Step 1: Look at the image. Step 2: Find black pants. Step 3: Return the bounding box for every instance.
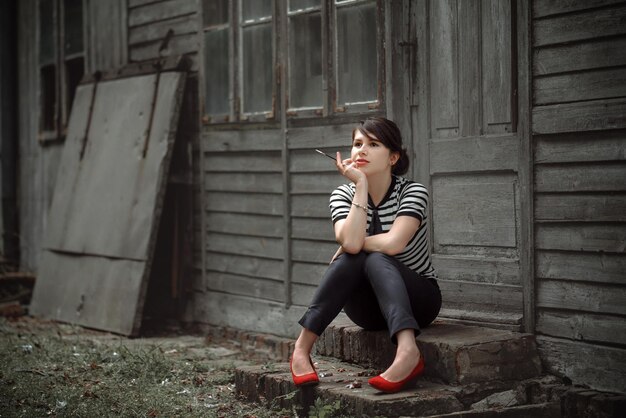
[298,251,442,344]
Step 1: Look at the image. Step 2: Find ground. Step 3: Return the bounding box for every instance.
[0,316,298,418]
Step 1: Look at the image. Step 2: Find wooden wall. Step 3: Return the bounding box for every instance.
[531,0,626,393]
[194,124,356,336]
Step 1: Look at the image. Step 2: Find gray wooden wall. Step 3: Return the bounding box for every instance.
[531,0,626,393]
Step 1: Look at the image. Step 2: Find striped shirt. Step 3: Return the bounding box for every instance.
[329,175,437,279]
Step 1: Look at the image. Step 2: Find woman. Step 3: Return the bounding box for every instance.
[290,117,442,393]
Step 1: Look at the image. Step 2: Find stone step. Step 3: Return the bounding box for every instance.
[235,356,561,418]
[316,319,543,385]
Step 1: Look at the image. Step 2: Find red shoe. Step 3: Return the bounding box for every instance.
[290,355,319,387]
[368,354,425,393]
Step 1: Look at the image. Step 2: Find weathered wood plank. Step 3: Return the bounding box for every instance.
[129,13,198,45]
[533,98,626,134]
[205,232,283,259]
[535,131,626,163]
[535,163,626,192]
[438,307,522,330]
[129,0,164,7]
[536,224,626,253]
[536,250,626,284]
[535,194,626,222]
[291,283,317,306]
[205,252,283,281]
[203,129,282,152]
[536,335,626,393]
[194,291,306,337]
[537,279,626,315]
[290,172,346,194]
[533,0,626,18]
[537,310,626,346]
[432,177,517,248]
[289,148,347,173]
[203,152,282,172]
[129,34,199,62]
[458,0,480,137]
[429,0,459,137]
[534,68,626,105]
[432,254,520,285]
[430,135,519,174]
[438,279,523,310]
[87,0,128,72]
[534,37,626,76]
[204,172,283,193]
[291,194,330,218]
[206,212,283,238]
[128,0,198,27]
[292,239,339,263]
[287,124,356,150]
[534,5,626,47]
[482,0,512,132]
[291,261,328,286]
[291,217,335,241]
[205,191,283,216]
[205,272,283,302]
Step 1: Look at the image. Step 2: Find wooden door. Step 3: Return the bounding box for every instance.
[412,0,530,330]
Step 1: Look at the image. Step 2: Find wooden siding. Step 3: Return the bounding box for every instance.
[127,0,200,70]
[195,123,356,336]
[532,0,626,393]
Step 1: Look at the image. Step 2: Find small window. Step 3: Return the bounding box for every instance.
[38,0,85,140]
[202,0,230,118]
[335,0,378,106]
[240,0,274,116]
[288,0,323,110]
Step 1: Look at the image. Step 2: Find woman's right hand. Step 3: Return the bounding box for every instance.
[336,152,366,184]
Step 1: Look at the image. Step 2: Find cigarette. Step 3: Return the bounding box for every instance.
[315,149,337,161]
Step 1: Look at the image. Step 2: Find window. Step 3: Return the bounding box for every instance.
[38,0,85,140]
[201,0,382,124]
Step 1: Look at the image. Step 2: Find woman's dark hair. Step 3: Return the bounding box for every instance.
[352,117,410,175]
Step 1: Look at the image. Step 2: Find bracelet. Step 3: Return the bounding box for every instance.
[352,202,368,213]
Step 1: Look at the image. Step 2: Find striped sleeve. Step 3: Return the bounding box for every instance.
[397,182,428,221]
[329,184,354,224]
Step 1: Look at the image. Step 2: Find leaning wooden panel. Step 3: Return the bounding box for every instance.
[30,251,146,335]
[44,72,185,259]
[31,71,186,335]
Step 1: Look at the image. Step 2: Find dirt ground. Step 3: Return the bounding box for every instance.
[0,316,296,418]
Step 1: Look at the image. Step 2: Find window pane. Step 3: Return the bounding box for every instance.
[65,56,84,114]
[242,23,272,113]
[41,65,57,130]
[204,28,230,115]
[39,0,55,64]
[203,0,228,26]
[336,2,377,104]
[242,0,272,20]
[289,12,322,108]
[289,0,320,11]
[64,0,83,55]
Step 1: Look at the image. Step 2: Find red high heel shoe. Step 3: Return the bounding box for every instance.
[368,354,425,393]
[290,355,319,387]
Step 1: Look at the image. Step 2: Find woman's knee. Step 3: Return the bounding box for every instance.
[335,250,368,267]
[363,252,396,272]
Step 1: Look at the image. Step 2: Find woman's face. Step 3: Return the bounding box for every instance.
[351,130,398,176]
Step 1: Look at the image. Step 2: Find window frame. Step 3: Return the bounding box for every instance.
[38,0,86,143]
[200,0,385,125]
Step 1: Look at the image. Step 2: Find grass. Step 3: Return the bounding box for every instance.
[0,317,289,417]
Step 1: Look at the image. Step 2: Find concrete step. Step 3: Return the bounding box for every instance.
[235,356,561,418]
[316,319,543,385]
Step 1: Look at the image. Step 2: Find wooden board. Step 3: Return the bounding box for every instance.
[29,71,186,336]
[536,250,626,284]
